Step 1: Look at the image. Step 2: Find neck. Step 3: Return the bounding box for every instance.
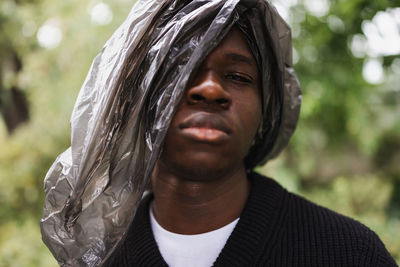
[151,164,250,235]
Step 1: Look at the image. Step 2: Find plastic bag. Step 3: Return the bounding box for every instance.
[40,0,301,266]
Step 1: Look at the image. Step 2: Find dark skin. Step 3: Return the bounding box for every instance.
[151,27,262,235]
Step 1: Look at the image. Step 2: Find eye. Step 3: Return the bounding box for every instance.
[226,73,253,84]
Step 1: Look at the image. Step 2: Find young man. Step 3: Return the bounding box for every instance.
[41,0,397,266]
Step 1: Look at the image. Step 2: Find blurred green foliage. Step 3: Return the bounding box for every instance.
[0,0,399,266]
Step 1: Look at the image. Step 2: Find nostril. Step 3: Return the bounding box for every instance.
[216,98,229,105]
[217,98,231,108]
[191,93,205,102]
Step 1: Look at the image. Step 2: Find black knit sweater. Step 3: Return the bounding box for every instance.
[105,172,398,266]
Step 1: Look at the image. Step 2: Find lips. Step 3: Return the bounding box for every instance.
[178,113,232,142]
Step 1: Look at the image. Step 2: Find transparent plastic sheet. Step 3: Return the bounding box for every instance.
[40,0,301,266]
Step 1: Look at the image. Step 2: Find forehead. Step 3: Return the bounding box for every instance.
[210,27,257,66]
[195,27,259,78]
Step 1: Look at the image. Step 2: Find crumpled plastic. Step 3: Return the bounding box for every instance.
[40,0,302,266]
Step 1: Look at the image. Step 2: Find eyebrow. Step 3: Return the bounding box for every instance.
[225,53,256,67]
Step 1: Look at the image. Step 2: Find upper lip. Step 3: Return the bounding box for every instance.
[179,113,232,134]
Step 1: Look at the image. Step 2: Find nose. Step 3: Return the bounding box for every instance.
[186,71,232,109]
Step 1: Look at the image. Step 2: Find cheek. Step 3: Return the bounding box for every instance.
[235,92,262,147]
[238,92,262,127]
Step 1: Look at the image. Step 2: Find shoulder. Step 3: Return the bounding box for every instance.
[249,172,398,266]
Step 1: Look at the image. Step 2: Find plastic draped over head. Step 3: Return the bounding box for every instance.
[40,0,301,266]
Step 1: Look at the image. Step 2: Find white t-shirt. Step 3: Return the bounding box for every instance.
[150,206,239,267]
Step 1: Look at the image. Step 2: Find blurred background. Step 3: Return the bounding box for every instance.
[0,0,399,266]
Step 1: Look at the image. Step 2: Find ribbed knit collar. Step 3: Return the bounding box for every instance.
[115,172,287,266]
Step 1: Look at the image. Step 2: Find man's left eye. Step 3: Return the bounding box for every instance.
[226,73,252,84]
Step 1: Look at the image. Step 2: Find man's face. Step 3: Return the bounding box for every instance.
[158,27,262,180]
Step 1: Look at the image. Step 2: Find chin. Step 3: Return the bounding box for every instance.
[169,154,244,182]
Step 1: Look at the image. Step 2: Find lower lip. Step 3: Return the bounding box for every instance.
[181,127,229,142]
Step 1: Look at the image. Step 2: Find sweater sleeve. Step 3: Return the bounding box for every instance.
[360,229,398,267]
[282,190,398,267]
[372,234,398,267]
